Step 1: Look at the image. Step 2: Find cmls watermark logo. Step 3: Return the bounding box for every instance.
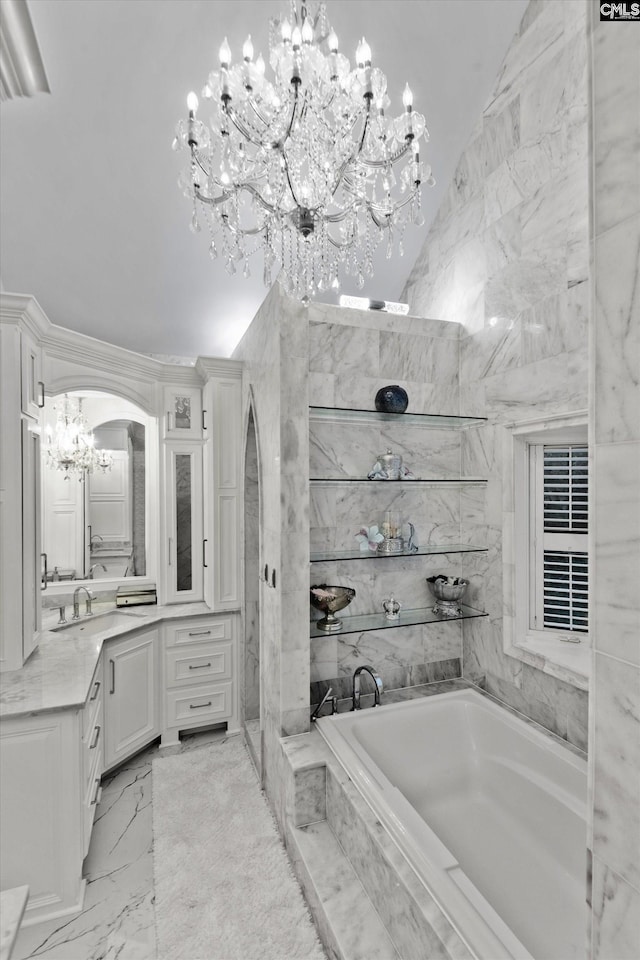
[600,2,640,19]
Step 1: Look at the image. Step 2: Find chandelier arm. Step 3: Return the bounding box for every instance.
[194,185,233,206]
[225,103,274,150]
[359,141,413,168]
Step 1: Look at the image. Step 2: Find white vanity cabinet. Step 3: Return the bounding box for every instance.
[161,615,239,746]
[103,628,159,770]
[0,655,103,926]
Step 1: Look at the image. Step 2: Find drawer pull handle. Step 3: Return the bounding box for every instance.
[188,629,212,637]
[188,662,212,670]
[90,680,101,701]
[90,779,102,806]
[90,725,101,749]
[189,701,212,710]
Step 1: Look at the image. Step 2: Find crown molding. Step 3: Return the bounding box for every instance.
[0,0,50,101]
[196,357,243,381]
[0,291,51,339]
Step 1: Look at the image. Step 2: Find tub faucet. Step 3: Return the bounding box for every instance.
[88,563,107,579]
[352,665,383,711]
[72,586,94,620]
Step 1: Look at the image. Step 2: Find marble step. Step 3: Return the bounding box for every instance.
[290,819,400,960]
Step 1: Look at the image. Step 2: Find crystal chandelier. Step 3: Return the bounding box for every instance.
[173,1,434,302]
[44,395,113,477]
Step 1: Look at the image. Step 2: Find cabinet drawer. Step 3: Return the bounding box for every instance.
[165,682,233,728]
[166,641,232,687]
[166,618,232,647]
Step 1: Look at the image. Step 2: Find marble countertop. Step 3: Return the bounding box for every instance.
[0,885,29,960]
[0,602,222,721]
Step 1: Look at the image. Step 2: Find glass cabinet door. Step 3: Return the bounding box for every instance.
[165,443,203,602]
[163,387,202,440]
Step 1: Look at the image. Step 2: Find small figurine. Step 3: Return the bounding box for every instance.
[382,596,402,620]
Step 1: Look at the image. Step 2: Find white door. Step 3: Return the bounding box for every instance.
[103,630,158,768]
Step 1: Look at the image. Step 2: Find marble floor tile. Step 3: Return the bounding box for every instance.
[14,730,230,960]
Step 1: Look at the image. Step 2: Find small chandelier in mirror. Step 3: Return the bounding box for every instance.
[173,0,434,303]
[44,395,114,478]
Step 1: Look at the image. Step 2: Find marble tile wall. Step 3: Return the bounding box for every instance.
[588,6,640,957]
[402,0,590,751]
[243,410,260,722]
[233,284,311,823]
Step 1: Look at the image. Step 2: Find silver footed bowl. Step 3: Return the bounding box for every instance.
[426,576,469,602]
[426,576,469,617]
[310,584,356,632]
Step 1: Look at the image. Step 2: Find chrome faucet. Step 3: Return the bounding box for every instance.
[88,563,107,579]
[72,586,94,620]
[352,665,383,711]
[310,686,338,722]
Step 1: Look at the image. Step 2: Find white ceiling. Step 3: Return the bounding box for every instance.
[0,0,528,358]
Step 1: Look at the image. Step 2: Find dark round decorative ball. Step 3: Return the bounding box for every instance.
[375,385,409,414]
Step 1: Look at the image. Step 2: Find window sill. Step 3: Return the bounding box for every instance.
[507,632,590,691]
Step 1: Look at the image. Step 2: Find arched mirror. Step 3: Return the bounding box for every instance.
[41,390,154,584]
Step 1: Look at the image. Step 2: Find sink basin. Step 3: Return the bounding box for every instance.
[51,609,145,637]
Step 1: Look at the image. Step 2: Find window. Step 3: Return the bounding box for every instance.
[503,413,590,675]
[528,443,588,636]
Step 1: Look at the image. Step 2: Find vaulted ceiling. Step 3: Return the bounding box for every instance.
[0,0,528,358]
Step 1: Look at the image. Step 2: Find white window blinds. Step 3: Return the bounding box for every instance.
[530,444,588,636]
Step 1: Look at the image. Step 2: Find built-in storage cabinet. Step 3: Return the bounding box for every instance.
[0,653,103,926]
[163,386,203,440]
[161,615,239,746]
[103,629,159,770]
[0,303,46,672]
[309,406,488,637]
[202,371,242,610]
[163,443,204,603]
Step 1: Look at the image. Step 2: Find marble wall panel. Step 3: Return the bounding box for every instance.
[310,658,462,707]
[592,24,640,237]
[591,653,640,892]
[447,134,484,208]
[593,441,640,667]
[485,1,566,119]
[591,858,640,960]
[308,301,460,340]
[593,214,640,445]
[483,96,520,176]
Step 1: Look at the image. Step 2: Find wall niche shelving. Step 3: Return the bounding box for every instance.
[308,406,488,639]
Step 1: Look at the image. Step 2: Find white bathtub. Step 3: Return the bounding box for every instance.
[316,689,587,960]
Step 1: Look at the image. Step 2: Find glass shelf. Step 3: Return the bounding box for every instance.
[310,406,487,428]
[310,604,487,638]
[310,477,487,485]
[310,544,488,563]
